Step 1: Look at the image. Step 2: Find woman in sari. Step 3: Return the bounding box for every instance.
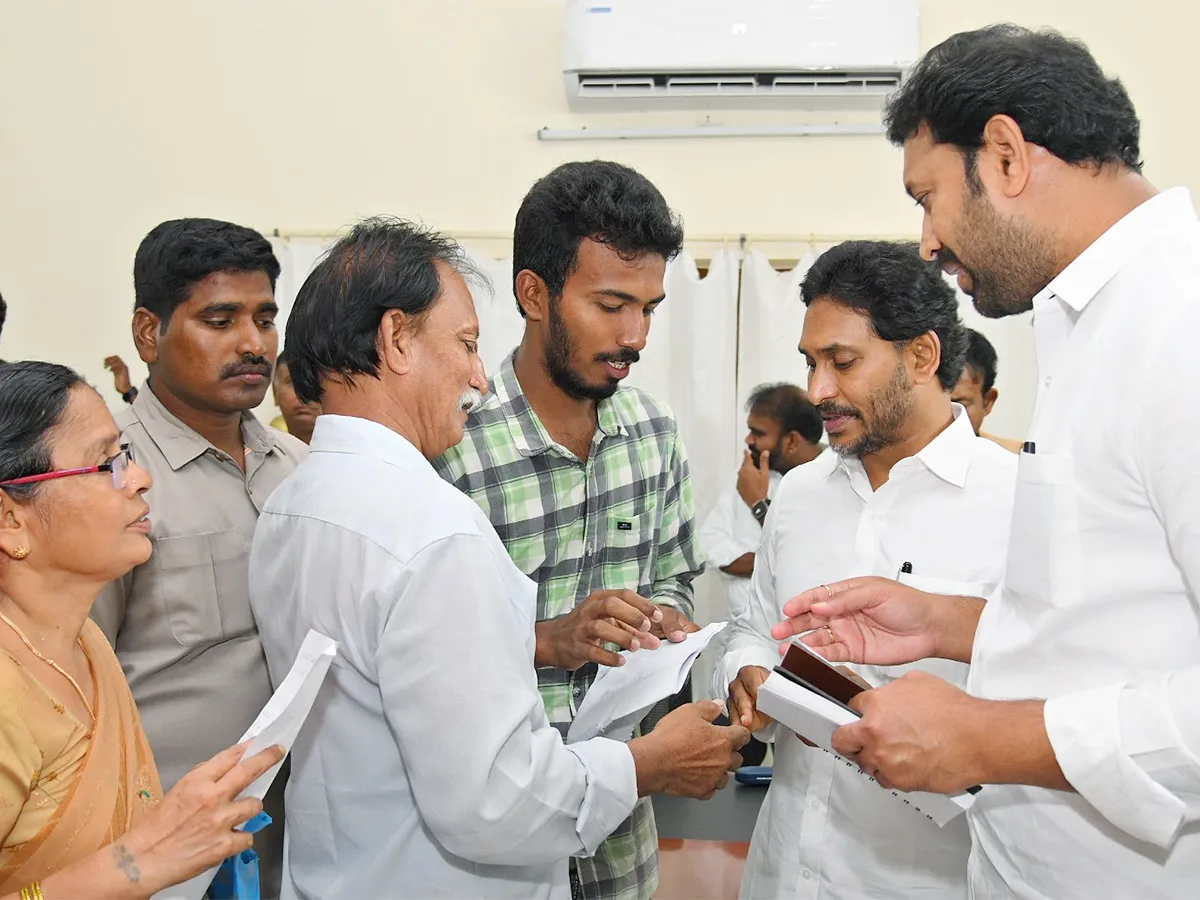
[0,361,284,900]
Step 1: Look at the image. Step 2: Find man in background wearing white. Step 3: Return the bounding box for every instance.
[699,383,822,765]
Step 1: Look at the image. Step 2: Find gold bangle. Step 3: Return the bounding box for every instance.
[20,883,45,900]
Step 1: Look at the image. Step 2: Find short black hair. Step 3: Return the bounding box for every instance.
[0,361,87,501]
[961,328,999,395]
[512,160,684,315]
[747,383,823,445]
[801,241,968,390]
[133,218,281,327]
[885,24,1142,184]
[0,291,7,341]
[285,217,481,404]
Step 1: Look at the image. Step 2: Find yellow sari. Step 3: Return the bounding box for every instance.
[0,619,161,892]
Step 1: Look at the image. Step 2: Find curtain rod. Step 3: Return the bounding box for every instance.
[270,228,917,244]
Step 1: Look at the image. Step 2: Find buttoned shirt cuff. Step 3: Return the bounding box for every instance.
[1045,682,1192,848]
[562,737,639,857]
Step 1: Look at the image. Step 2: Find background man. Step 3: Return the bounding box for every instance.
[91,217,305,898]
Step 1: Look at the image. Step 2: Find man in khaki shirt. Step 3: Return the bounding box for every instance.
[92,218,306,898]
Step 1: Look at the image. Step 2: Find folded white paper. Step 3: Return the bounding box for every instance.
[153,629,338,900]
[567,621,728,744]
[755,670,977,827]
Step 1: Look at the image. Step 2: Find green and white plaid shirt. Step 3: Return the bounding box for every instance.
[435,352,703,900]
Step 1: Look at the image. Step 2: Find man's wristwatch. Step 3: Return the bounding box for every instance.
[751,497,771,525]
[121,387,138,405]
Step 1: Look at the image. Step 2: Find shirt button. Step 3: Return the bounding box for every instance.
[802,869,813,880]
[572,685,584,699]
[810,800,821,811]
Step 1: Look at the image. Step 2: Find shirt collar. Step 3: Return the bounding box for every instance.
[830,403,978,490]
[491,351,628,459]
[308,414,431,471]
[1034,187,1197,314]
[132,380,280,472]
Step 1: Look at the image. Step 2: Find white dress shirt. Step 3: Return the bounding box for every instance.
[249,415,638,900]
[698,469,783,623]
[967,188,1200,899]
[715,408,1017,899]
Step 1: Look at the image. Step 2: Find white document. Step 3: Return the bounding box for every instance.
[756,670,978,827]
[567,621,728,744]
[153,630,338,900]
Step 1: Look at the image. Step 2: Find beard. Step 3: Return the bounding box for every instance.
[748,445,790,475]
[819,359,916,459]
[942,188,1060,319]
[543,296,639,402]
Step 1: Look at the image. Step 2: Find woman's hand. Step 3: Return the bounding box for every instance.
[116,742,285,896]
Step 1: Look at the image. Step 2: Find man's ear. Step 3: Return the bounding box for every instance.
[983,387,998,417]
[132,308,162,366]
[908,332,941,386]
[515,270,551,323]
[378,309,417,376]
[780,431,802,459]
[978,114,1033,199]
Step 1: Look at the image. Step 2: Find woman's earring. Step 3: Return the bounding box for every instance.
[11,547,29,560]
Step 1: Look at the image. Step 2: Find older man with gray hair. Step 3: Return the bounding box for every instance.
[248,217,749,900]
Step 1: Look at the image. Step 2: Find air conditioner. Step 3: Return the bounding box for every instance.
[563,0,919,112]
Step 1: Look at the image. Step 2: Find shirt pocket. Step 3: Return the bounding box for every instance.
[153,529,254,648]
[597,502,655,589]
[1003,451,1083,610]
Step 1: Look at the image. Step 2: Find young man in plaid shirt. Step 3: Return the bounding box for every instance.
[436,161,704,900]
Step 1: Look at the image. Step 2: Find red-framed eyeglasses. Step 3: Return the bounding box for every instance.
[0,444,136,491]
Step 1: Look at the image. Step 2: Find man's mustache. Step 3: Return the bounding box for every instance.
[596,349,641,365]
[817,401,861,420]
[221,355,272,379]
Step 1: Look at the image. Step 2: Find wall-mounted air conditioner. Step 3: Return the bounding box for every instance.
[563,0,919,112]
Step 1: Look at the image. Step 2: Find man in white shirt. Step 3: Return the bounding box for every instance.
[699,385,823,764]
[718,239,1016,898]
[699,383,824,620]
[774,25,1200,899]
[248,218,749,900]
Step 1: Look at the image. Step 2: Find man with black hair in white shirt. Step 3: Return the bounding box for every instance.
[719,239,1016,899]
[776,25,1200,899]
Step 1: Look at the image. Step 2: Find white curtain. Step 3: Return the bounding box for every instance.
[952,289,1036,441]
[737,249,815,420]
[271,237,333,350]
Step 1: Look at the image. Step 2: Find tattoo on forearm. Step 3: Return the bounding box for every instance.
[112,843,141,883]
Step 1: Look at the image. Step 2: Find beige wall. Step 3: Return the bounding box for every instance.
[0,0,1195,403]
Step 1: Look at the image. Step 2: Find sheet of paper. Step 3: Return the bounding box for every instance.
[153,630,338,900]
[756,670,977,827]
[567,621,728,744]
